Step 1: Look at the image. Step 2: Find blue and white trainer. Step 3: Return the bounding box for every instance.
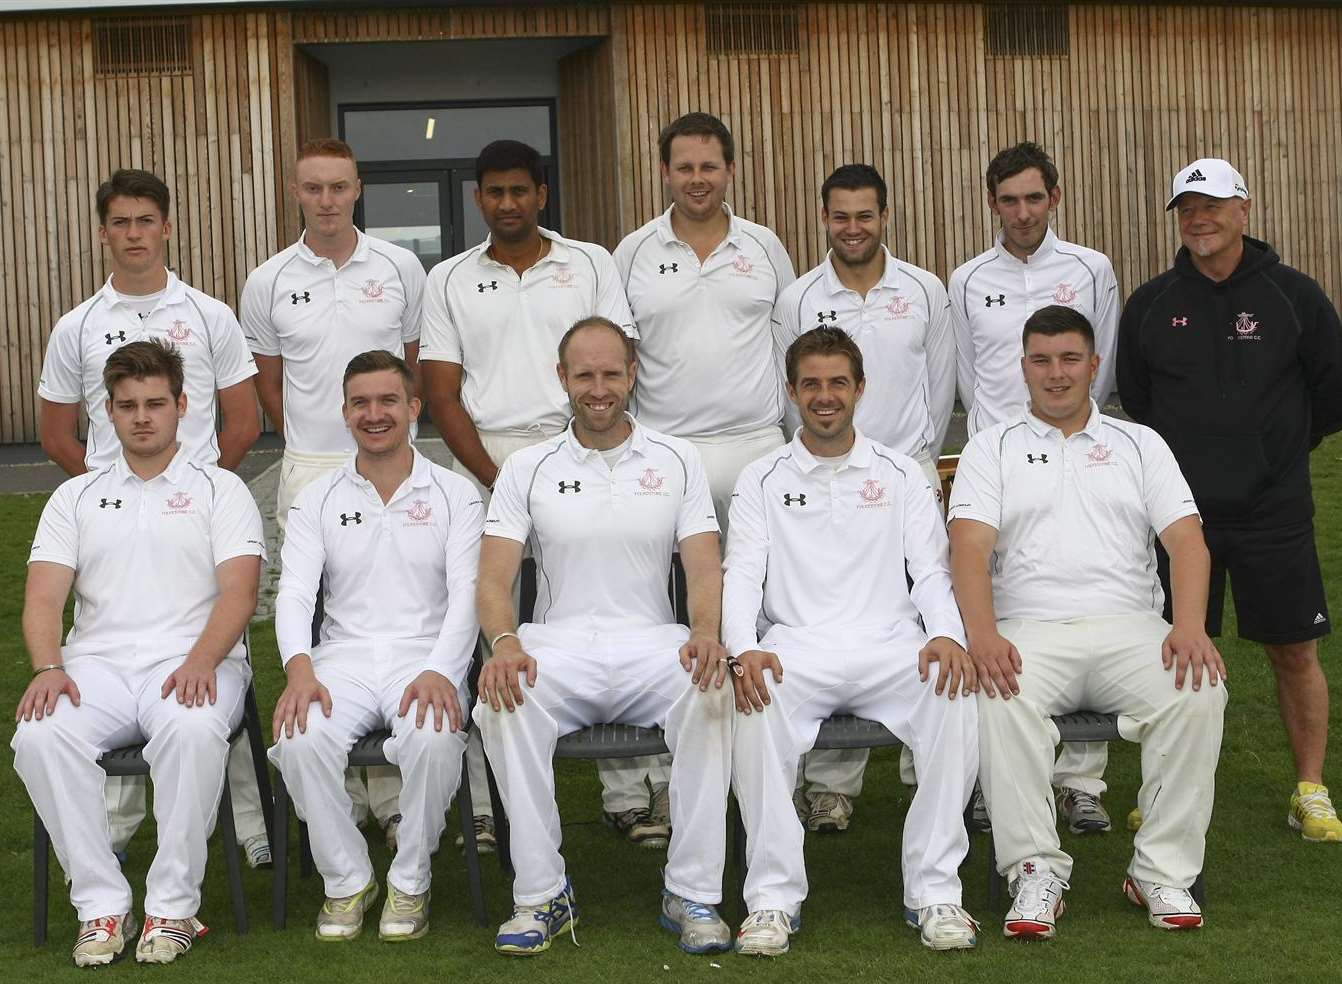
[659,890,731,953]
[904,903,979,950]
[495,879,579,956]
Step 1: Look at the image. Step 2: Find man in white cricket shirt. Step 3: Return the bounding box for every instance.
[610,112,795,846]
[37,168,268,868]
[726,326,980,956]
[948,305,1226,937]
[268,351,484,943]
[771,163,955,832]
[14,340,265,966]
[420,140,636,851]
[474,317,734,957]
[949,141,1122,833]
[243,136,426,840]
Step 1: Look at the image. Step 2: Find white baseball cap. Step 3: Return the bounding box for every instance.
[1165,158,1250,210]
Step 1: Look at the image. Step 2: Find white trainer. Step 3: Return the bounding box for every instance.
[1003,859,1068,940]
[904,903,979,950]
[734,909,799,957]
[72,912,136,967]
[1123,875,1203,930]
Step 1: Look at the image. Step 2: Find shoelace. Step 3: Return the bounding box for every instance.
[681,899,719,923]
[324,891,368,915]
[1014,872,1069,914]
[924,904,980,933]
[78,915,119,942]
[808,793,844,819]
[743,909,790,934]
[513,887,581,948]
[1066,789,1104,813]
[388,889,422,915]
[1298,789,1338,819]
[1145,884,1194,909]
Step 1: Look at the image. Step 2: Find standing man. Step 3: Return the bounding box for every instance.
[949,142,1121,832]
[37,168,268,867]
[243,136,427,843]
[1118,158,1342,842]
[950,306,1226,936]
[475,317,733,957]
[14,340,265,965]
[269,351,484,942]
[726,327,980,956]
[772,163,954,831]
[420,139,636,850]
[611,112,794,843]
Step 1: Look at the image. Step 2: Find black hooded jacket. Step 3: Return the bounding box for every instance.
[1117,236,1342,528]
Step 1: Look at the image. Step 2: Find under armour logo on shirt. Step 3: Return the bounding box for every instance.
[477,281,499,292]
[659,263,678,275]
[783,493,807,506]
[339,512,362,526]
[558,481,581,494]
[104,331,126,344]
[1185,169,1206,183]
[291,292,310,305]
[817,311,837,323]
[1026,453,1048,464]
[985,294,1006,307]
[1172,316,1189,327]
[98,498,122,509]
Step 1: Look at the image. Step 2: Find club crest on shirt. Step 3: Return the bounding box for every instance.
[731,254,754,278]
[164,490,195,515]
[551,267,577,288]
[857,479,890,508]
[406,498,433,525]
[637,467,669,496]
[1231,311,1261,341]
[166,319,192,343]
[360,279,385,301]
[1052,282,1078,304]
[886,295,911,319]
[1085,443,1116,468]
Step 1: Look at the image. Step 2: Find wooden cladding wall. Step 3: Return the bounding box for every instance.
[0,12,288,446]
[290,5,609,43]
[609,3,1342,306]
[558,40,621,248]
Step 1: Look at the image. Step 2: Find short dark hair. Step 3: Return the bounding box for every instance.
[343,349,416,398]
[1022,304,1095,351]
[658,113,735,166]
[96,169,170,224]
[297,137,357,165]
[475,140,544,187]
[821,164,887,213]
[986,141,1059,196]
[785,327,865,386]
[103,339,184,400]
[558,316,635,367]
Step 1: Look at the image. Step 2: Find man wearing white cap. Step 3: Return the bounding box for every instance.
[1117,157,1342,843]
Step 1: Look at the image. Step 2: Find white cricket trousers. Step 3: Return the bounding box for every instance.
[732,627,978,914]
[268,649,467,898]
[475,623,733,906]
[979,613,1226,887]
[12,654,247,921]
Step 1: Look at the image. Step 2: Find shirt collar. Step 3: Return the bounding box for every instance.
[340,445,433,496]
[820,246,898,296]
[561,412,645,463]
[110,443,190,486]
[1023,399,1103,440]
[478,227,570,270]
[994,225,1058,265]
[99,270,183,310]
[787,427,874,475]
[296,228,369,267]
[656,202,743,247]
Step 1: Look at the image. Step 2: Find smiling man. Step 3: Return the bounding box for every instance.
[1117,158,1342,843]
[473,317,733,958]
[950,305,1226,937]
[726,327,979,956]
[949,142,1121,832]
[268,350,484,943]
[14,340,265,966]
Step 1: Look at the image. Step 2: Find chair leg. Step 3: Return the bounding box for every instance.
[485,761,512,876]
[272,771,290,931]
[1192,870,1206,905]
[243,686,276,848]
[299,821,313,879]
[34,811,50,947]
[456,760,488,927]
[987,837,1002,912]
[730,796,747,925]
[218,772,249,934]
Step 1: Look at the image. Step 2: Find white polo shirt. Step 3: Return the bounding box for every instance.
[28,447,266,666]
[241,230,425,454]
[486,415,717,632]
[949,228,1119,437]
[722,428,965,657]
[38,272,258,470]
[772,248,955,459]
[274,448,484,682]
[614,205,796,437]
[418,228,635,434]
[947,401,1199,622]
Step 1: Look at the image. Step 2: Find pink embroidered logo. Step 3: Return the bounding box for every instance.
[361,279,384,300]
[551,268,575,287]
[166,491,192,512]
[407,499,432,523]
[858,479,887,504]
[887,295,911,318]
[1087,443,1113,464]
[1235,312,1259,336]
[166,319,191,343]
[638,468,665,493]
[1053,282,1078,304]
[732,255,753,276]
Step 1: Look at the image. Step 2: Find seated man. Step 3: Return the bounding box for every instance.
[268,351,484,942]
[13,340,264,966]
[475,316,733,956]
[948,305,1227,937]
[726,326,980,955]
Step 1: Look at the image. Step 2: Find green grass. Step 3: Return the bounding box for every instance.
[3,441,1342,983]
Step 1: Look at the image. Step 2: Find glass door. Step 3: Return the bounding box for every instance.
[357,170,449,270]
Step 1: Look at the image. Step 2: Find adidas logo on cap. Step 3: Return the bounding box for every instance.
[1185,169,1206,183]
[1314,612,1327,625]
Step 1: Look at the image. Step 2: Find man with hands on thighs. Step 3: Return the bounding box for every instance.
[474,317,734,957]
[948,305,1226,940]
[268,351,484,944]
[725,327,980,957]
